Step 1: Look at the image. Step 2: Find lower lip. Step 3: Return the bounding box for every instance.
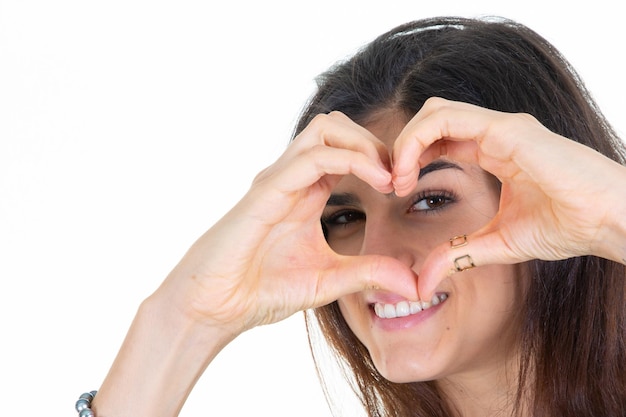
[370,300,445,331]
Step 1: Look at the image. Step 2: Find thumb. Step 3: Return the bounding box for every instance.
[417,229,518,300]
[315,254,419,306]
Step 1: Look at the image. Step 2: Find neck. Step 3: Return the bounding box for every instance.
[436,354,528,417]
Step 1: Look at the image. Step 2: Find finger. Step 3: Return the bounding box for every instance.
[289,111,392,171]
[391,139,483,197]
[392,98,497,195]
[258,145,394,195]
[313,254,420,307]
[416,228,522,300]
[392,98,576,197]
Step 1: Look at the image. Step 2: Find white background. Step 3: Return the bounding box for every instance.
[0,1,624,415]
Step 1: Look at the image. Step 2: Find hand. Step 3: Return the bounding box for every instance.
[392,98,626,299]
[160,111,419,335]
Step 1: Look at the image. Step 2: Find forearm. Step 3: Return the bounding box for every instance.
[91,291,237,417]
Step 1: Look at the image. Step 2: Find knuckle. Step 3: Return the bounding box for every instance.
[516,111,537,122]
[251,166,271,184]
[309,113,330,127]
[307,113,338,142]
[423,96,449,110]
[307,143,329,157]
[327,110,348,119]
[303,114,331,137]
[309,112,344,130]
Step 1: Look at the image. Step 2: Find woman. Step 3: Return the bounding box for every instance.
[83,17,626,417]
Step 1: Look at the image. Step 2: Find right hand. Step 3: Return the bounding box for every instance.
[156,112,419,335]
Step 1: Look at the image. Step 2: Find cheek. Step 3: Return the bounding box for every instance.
[337,295,372,343]
[456,263,515,298]
[327,229,365,256]
[472,264,520,303]
[450,264,525,339]
[337,295,364,326]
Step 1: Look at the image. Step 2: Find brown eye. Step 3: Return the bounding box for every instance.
[321,209,365,242]
[323,210,365,226]
[426,196,448,209]
[410,191,455,213]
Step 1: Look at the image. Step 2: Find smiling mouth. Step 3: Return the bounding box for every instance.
[372,294,448,319]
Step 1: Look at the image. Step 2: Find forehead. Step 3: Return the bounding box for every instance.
[363,110,410,149]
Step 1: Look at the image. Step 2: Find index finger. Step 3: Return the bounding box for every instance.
[391,98,511,196]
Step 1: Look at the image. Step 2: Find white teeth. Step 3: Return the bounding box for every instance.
[383,303,397,319]
[374,303,384,318]
[409,301,422,314]
[395,301,410,317]
[373,294,448,319]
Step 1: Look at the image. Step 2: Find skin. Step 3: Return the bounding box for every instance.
[392,99,626,299]
[92,98,626,417]
[326,112,526,414]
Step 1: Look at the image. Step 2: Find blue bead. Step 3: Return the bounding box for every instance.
[79,392,94,402]
[79,408,95,417]
[76,398,90,412]
[76,391,97,416]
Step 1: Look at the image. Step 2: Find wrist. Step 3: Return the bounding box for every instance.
[594,165,626,264]
[598,209,626,264]
[92,292,236,417]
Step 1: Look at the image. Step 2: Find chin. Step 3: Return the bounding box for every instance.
[368,345,447,384]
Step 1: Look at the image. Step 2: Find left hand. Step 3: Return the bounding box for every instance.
[391,98,626,299]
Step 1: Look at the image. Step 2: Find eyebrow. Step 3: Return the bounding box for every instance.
[325,159,463,207]
[326,192,360,207]
[418,159,463,179]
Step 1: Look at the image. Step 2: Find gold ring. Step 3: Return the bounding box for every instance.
[454,254,476,272]
[449,235,468,249]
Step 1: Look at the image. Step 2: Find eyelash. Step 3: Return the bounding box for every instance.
[321,189,457,229]
[321,209,365,229]
[408,189,457,214]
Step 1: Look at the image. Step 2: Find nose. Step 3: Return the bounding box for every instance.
[359,216,418,269]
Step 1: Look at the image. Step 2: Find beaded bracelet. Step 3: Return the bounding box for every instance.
[75,391,97,417]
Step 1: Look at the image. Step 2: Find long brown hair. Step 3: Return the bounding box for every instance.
[294,17,626,416]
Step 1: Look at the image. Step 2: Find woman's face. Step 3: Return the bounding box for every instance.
[323,114,524,384]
